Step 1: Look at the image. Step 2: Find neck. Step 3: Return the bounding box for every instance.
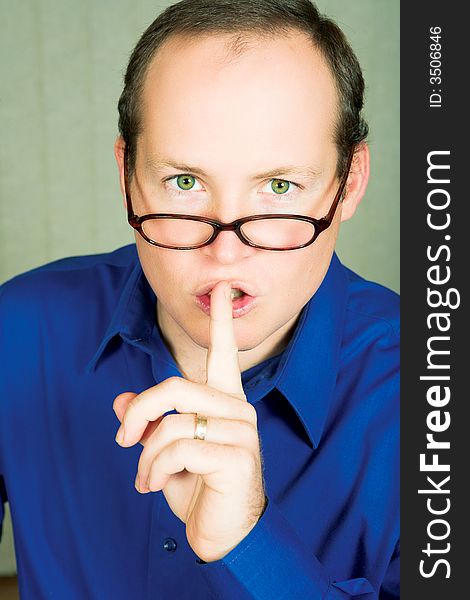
[156,302,300,384]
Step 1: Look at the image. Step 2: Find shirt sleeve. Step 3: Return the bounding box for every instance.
[195,496,392,600]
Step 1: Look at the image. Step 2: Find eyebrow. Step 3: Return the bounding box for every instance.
[144,157,321,182]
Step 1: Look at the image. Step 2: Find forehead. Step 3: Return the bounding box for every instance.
[138,31,338,168]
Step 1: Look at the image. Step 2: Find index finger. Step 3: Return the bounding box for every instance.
[205,281,245,399]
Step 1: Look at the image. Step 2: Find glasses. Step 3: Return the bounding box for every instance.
[124,147,354,251]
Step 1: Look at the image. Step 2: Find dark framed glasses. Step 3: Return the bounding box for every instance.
[124,147,354,251]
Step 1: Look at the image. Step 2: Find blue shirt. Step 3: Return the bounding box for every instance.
[0,244,399,599]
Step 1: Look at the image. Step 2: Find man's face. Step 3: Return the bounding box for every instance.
[125,31,347,365]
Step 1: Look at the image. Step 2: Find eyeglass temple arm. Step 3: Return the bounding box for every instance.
[124,150,139,225]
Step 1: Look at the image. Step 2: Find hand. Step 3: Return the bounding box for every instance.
[113,281,266,562]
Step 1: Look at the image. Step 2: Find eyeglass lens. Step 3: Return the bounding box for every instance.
[141,217,316,249]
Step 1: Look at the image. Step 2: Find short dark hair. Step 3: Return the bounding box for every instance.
[118,0,368,180]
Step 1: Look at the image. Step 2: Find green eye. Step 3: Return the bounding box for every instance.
[176,175,196,190]
[271,179,291,194]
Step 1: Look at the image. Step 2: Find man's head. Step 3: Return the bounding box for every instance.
[114,0,370,374]
[118,0,368,181]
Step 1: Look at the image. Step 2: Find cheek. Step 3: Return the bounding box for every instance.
[154,261,189,301]
[274,236,336,304]
[136,231,334,311]
[135,238,185,295]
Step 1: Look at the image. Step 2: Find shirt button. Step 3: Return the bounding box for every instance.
[163,537,177,552]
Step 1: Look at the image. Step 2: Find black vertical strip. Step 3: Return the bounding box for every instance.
[401,2,466,598]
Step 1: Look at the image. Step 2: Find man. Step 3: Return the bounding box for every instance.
[0,1,399,598]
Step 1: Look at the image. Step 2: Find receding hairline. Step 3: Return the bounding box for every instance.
[144,26,319,80]
[135,27,340,145]
[118,1,368,181]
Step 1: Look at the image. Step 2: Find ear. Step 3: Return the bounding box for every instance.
[340,142,370,223]
[114,136,127,210]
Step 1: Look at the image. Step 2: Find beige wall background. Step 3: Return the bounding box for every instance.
[0,0,399,575]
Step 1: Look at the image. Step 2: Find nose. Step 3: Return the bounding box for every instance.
[200,225,255,264]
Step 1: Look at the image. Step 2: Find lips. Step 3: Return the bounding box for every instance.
[194,280,258,318]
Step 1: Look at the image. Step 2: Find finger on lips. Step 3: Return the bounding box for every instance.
[115,278,256,498]
[205,281,246,399]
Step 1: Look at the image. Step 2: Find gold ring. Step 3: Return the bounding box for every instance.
[194,415,208,441]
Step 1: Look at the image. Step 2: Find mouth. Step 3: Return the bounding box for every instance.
[195,283,257,319]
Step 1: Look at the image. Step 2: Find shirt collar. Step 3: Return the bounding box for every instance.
[86,250,157,374]
[87,249,350,451]
[273,253,350,449]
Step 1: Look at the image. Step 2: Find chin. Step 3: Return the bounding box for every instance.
[191,314,266,352]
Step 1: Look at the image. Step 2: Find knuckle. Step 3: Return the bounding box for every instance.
[126,396,140,416]
[244,402,258,425]
[231,446,256,473]
[160,375,180,393]
[163,376,183,392]
[174,437,191,453]
[238,420,257,445]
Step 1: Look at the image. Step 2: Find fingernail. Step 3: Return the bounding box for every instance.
[135,473,141,492]
[224,282,232,300]
[115,425,125,445]
[138,475,150,493]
